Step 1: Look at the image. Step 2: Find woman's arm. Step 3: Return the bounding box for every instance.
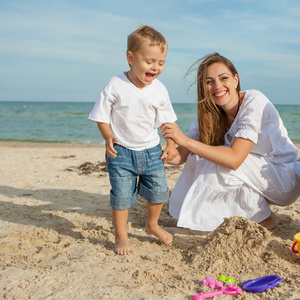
[161,123,254,170]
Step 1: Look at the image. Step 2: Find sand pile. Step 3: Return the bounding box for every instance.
[185,216,300,298]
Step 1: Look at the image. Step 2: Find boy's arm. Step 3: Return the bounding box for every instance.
[97,122,118,158]
[160,123,179,163]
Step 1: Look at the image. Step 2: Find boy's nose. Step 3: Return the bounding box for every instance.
[151,62,158,70]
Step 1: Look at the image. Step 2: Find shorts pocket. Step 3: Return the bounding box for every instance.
[110,175,135,198]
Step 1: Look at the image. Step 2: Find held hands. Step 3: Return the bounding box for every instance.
[161,123,187,146]
[160,125,180,163]
[105,135,118,158]
[160,144,179,163]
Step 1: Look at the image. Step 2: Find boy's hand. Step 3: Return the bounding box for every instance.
[105,136,118,158]
[161,144,179,163]
[97,123,118,158]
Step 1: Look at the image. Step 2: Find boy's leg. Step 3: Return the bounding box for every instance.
[137,144,173,244]
[146,202,173,244]
[106,144,137,255]
[112,208,135,255]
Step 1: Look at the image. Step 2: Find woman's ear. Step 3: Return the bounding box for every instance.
[234,74,239,87]
[126,51,134,67]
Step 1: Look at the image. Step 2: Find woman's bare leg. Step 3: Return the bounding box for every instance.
[259,212,278,230]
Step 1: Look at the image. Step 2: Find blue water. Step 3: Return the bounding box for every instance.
[1,101,300,144]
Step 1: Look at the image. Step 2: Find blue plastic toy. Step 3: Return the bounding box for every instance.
[241,275,283,293]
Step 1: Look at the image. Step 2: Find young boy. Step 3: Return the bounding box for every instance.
[88,25,177,255]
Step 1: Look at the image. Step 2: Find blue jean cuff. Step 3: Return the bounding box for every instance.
[138,183,169,204]
[110,189,137,210]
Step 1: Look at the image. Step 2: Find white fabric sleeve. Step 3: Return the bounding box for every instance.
[186,120,199,140]
[235,93,266,144]
[88,82,114,124]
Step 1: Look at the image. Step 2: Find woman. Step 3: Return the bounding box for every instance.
[162,53,300,231]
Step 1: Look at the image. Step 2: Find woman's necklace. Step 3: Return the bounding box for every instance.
[234,92,241,119]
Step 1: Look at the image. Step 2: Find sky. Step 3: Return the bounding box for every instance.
[1,0,300,104]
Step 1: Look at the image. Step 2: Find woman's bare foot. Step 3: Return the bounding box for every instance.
[114,239,135,255]
[259,212,278,230]
[145,224,173,244]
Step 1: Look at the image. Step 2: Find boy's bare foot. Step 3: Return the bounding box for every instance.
[145,224,173,244]
[114,239,135,255]
[259,212,278,230]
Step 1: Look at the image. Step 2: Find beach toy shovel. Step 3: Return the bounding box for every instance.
[193,285,242,299]
[291,232,300,258]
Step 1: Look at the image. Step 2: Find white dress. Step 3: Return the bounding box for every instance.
[169,90,300,231]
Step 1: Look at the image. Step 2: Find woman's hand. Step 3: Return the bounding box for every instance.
[162,122,254,170]
[161,123,188,146]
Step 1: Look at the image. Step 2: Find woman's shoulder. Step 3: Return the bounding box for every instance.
[242,90,272,109]
[243,89,269,101]
[241,90,278,119]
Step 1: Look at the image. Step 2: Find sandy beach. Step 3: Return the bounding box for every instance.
[0,141,300,300]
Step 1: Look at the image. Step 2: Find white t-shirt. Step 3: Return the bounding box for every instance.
[89,72,177,151]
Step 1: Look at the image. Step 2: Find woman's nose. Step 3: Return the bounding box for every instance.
[214,79,222,89]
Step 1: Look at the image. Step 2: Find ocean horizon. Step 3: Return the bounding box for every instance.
[1,101,300,144]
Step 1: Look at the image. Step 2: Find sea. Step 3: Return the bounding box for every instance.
[1,101,300,144]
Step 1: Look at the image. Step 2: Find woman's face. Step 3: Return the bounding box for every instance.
[205,62,239,110]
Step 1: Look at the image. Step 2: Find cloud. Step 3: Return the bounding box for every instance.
[0,0,300,103]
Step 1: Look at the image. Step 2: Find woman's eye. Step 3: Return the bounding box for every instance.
[221,76,228,80]
[206,80,213,85]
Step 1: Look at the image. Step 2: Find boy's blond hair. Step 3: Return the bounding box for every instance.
[127,25,167,53]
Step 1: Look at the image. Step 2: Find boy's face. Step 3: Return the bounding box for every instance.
[127,38,167,89]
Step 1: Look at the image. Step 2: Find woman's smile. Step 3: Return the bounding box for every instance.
[213,90,228,99]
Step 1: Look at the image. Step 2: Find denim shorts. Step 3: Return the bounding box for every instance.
[106,144,169,210]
